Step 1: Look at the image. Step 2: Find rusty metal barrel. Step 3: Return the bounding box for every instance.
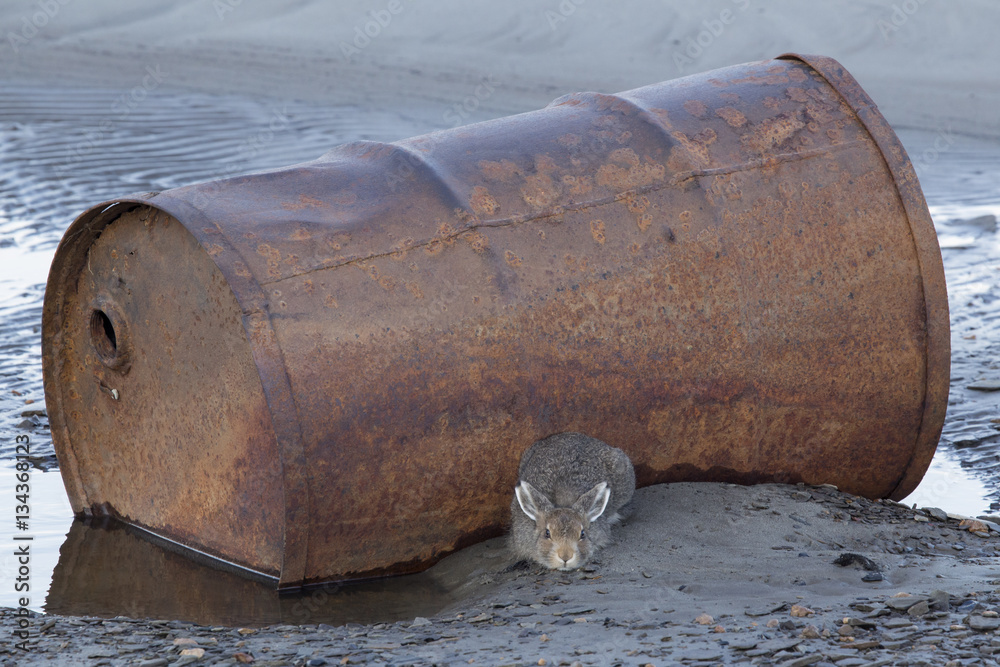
[42,54,949,588]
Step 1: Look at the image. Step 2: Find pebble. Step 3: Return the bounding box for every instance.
[674,647,723,661]
[886,596,926,611]
[968,615,1000,631]
[967,380,1000,391]
[923,507,949,521]
[790,604,814,617]
[928,589,951,610]
[780,655,824,667]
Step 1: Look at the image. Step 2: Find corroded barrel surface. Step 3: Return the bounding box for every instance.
[42,54,949,588]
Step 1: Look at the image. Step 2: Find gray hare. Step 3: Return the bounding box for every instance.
[510,432,635,570]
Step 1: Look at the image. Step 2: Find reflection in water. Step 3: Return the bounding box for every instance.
[46,518,458,627]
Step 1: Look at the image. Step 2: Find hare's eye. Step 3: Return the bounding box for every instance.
[544,528,551,539]
[580,530,586,540]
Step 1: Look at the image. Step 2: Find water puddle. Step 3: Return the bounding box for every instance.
[1,88,998,626]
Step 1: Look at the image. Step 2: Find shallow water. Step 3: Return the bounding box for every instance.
[0,83,998,626]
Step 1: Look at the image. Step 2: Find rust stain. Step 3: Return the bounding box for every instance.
[281,195,329,211]
[469,186,500,217]
[742,113,806,153]
[521,171,560,209]
[503,249,522,267]
[465,231,490,253]
[715,107,748,128]
[590,219,606,244]
[479,159,522,182]
[683,99,708,118]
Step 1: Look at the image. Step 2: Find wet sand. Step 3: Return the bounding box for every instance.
[2,1,1000,663]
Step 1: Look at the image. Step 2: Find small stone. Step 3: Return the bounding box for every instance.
[138,660,169,667]
[173,638,199,647]
[766,619,780,628]
[757,638,803,652]
[237,628,257,635]
[968,380,1000,391]
[694,613,714,625]
[928,590,951,611]
[674,648,724,661]
[960,518,990,533]
[467,613,493,623]
[234,654,255,664]
[729,637,758,650]
[886,596,925,611]
[862,572,883,582]
[907,601,931,617]
[923,507,949,521]
[305,660,326,667]
[800,625,821,639]
[838,625,855,637]
[180,648,205,658]
[970,615,1000,631]
[913,515,930,522]
[984,610,999,618]
[790,604,814,617]
[410,617,432,627]
[746,603,788,617]
[780,655,823,667]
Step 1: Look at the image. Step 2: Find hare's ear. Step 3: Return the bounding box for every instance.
[515,481,552,522]
[575,482,611,523]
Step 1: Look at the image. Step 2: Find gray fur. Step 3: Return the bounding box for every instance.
[509,432,636,570]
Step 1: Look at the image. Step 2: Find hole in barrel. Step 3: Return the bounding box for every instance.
[90,309,118,359]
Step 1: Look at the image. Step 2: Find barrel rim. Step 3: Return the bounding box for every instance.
[778,53,951,500]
